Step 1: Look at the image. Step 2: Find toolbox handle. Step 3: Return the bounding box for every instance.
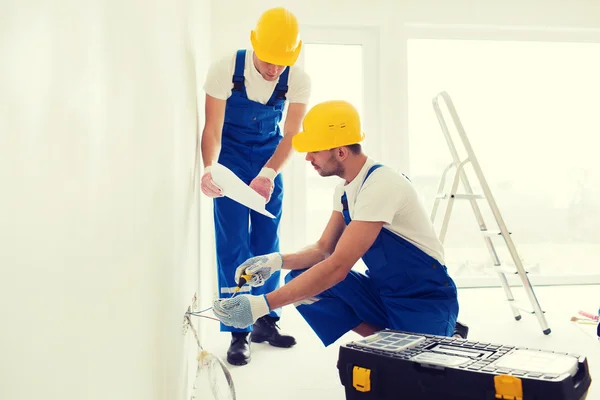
[413,362,448,376]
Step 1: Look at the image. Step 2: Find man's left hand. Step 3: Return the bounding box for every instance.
[249,168,276,203]
[212,294,271,329]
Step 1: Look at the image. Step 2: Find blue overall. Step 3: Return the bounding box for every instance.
[214,49,289,332]
[285,164,459,346]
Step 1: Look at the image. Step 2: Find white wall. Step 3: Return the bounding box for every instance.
[209,0,600,173]
[0,1,210,399]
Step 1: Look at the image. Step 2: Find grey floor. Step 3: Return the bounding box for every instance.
[202,285,599,400]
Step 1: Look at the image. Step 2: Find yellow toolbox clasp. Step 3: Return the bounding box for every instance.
[352,366,371,393]
[494,374,523,400]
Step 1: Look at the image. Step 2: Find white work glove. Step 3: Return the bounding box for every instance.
[200,166,223,198]
[249,167,276,203]
[234,252,283,288]
[212,294,271,329]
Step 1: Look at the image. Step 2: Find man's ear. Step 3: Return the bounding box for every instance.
[336,146,350,161]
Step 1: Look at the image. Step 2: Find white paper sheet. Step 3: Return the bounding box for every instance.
[211,163,275,219]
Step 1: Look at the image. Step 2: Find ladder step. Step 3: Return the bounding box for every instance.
[480,230,512,237]
[435,193,485,200]
[493,266,528,275]
[509,301,545,315]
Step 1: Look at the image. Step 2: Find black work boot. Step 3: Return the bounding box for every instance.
[226,332,251,366]
[250,315,296,348]
[453,320,469,339]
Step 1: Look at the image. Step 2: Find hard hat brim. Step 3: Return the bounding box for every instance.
[292,130,365,153]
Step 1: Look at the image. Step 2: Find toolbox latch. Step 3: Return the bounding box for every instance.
[352,366,371,392]
[494,374,523,400]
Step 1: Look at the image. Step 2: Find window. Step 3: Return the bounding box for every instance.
[279,28,379,254]
[407,38,600,286]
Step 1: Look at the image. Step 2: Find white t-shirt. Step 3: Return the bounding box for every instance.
[203,49,311,105]
[333,158,445,264]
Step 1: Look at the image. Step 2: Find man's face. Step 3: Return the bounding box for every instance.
[254,57,286,81]
[305,149,344,177]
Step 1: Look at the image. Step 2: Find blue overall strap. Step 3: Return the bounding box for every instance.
[360,164,383,190]
[232,49,246,93]
[341,164,383,224]
[341,193,350,224]
[267,66,290,105]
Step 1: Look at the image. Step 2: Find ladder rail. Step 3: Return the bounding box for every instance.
[431,91,550,334]
[430,162,454,223]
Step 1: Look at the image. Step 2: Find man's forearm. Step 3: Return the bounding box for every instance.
[264,133,294,173]
[282,243,330,271]
[200,127,221,168]
[266,258,346,309]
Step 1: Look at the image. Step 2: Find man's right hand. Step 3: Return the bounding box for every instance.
[234,253,283,287]
[200,166,223,198]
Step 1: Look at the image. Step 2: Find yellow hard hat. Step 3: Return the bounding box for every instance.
[250,7,302,67]
[292,100,366,153]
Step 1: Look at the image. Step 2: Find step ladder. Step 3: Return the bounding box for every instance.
[430,91,551,335]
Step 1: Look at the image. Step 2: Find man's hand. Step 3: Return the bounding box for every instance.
[249,167,276,203]
[200,166,223,198]
[212,294,271,329]
[234,252,283,287]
